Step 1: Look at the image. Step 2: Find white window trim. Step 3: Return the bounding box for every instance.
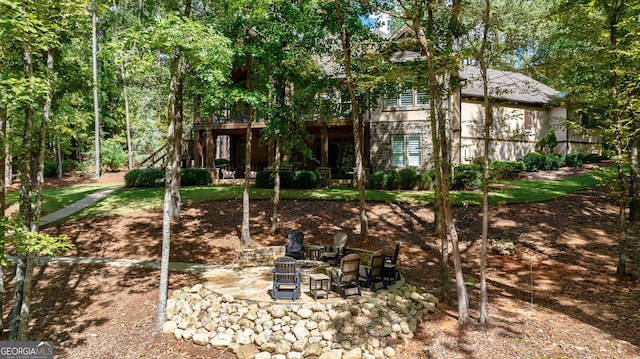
[383,90,428,111]
[391,133,423,168]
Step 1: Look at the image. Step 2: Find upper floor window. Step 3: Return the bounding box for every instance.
[384,90,428,109]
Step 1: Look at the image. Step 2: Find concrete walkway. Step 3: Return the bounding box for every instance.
[39,185,123,227]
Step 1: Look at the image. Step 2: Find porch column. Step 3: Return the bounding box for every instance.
[321,124,329,167]
[205,129,215,168]
[194,130,203,168]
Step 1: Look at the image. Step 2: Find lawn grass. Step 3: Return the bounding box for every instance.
[70,167,612,219]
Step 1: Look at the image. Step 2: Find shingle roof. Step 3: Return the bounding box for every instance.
[460,66,560,105]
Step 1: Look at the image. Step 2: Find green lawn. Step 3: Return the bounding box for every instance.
[70,167,612,220]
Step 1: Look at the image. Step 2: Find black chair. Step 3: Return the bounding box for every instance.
[272,256,303,300]
[285,231,305,259]
[329,253,361,298]
[360,250,386,291]
[382,243,400,285]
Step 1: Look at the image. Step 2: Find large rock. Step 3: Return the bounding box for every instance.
[235,344,259,359]
[319,350,343,359]
[303,343,323,357]
[192,333,209,346]
[162,321,177,335]
[210,332,233,347]
[343,348,363,359]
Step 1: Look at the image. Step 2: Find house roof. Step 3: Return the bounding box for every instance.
[459,66,560,105]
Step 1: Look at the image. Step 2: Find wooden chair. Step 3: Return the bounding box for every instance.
[360,250,386,291]
[329,253,361,298]
[285,231,305,259]
[382,243,401,285]
[272,256,303,300]
[321,232,347,265]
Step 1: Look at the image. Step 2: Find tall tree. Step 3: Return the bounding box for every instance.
[92,0,101,179]
[151,1,232,327]
[335,0,369,240]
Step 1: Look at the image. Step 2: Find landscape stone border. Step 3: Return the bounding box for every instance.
[163,283,438,359]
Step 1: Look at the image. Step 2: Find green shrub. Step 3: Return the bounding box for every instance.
[254,170,320,189]
[524,152,544,172]
[385,170,400,190]
[584,153,602,163]
[490,161,525,180]
[215,158,231,167]
[452,164,482,190]
[43,160,58,178]
[398,167,418,190]
[565,153,584,167]
[472,156,486,166]
[541,153,564,170]
[101,139,128,172]
[368,170,385,189]
[290,170,321,189]
[255,170,273,188]
[181,168,211,186]
[125,168,165,188]
[417,170,433,190]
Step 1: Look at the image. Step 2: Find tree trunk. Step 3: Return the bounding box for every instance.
[270,138,282,234]
[120,56,134,170]
[56,136,62,179]
[0,102,6,215]
[240,53,254,247]
[412,4,468,324]
[157,0,191,329]
[629,136,639,222]
[479,0,491,327]
[92,0,101,179]
[166,54,182,221]
[336,0,368,240]
[156,190,172,329]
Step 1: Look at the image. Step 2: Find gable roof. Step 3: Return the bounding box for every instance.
[459,66,560,105]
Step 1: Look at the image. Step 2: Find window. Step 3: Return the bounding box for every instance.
[392,134,422,167]
[524,110,532,130]
[384,90,428,108]
[391,136,405,167]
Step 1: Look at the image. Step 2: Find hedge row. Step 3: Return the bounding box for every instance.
[124,168,212,188]
[254,170,322,189]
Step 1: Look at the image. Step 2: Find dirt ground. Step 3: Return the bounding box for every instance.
[4,168,640,358]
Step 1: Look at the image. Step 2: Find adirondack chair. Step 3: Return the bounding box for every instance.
[382,243,401,285]
[285,231,305,259]
[272,256,303,300]
[360,250,386,291]
[321,232,347,265]
[329,253,361,298]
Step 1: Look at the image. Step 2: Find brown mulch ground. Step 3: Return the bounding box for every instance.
[3,168,640,358]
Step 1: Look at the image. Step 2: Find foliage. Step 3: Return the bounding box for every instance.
[524,152,544,172]
[535,130,558,154]
[0,217,73,267]
[542,153,564,171]
[452,164,483,191]
[101,138,128,172]
[124,168,165,188]
[398,167,419,190]
[44,160,58,178]
[489,161,525,180]
[215,158,231,167]
[584,153,603,163]
[417,170,434,191]
[254,170,321,189]
[181,168,212,186]
[565,153,584,168]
